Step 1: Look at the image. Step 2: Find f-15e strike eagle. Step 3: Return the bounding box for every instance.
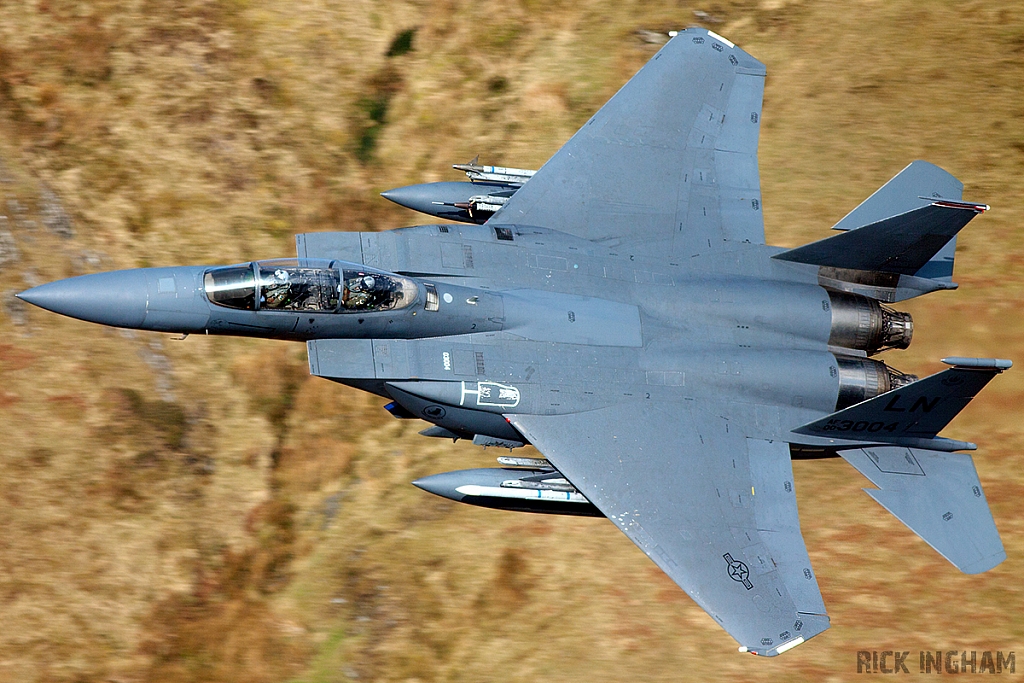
[18,29,1008,656]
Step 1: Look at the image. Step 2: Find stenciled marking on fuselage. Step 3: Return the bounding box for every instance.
[460,380,521,408]
[442,351,452,371]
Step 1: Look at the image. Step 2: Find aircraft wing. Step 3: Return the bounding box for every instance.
[508,400,830,656]
[492,28,766,256]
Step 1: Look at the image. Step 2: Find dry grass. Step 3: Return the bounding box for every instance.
[1,1,1024,681]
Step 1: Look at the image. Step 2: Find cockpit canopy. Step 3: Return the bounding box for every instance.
[204,259,419,313]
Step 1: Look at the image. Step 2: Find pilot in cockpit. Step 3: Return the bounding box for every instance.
[343,274,378,309]
[261,268,294,308]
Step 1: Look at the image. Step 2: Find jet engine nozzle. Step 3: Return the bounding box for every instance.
[835,356,918,410]
[827,291,913,355]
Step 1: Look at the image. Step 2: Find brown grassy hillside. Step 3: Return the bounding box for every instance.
[1,1,1023,681]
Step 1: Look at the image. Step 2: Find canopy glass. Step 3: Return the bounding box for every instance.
[204,259,419,313]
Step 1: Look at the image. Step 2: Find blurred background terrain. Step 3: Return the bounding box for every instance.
[1,1,1023,681]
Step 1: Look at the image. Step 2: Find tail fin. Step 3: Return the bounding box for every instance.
[835,161,965,284]
[832,160,964,232]
[774,200,987,275]
[793,357,1011,448]
[839,446,1005,573]
[773,161,988,302]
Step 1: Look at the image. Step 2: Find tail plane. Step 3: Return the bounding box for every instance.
[838,446,1005,573]
[794,357,1011,449]
[795,357,1010,574]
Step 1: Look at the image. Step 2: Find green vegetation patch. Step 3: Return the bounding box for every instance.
[385,28,417,58]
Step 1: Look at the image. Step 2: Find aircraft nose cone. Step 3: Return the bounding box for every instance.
[17,269,149,328]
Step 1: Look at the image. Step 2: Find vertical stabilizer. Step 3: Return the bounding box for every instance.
[774,162,984,301]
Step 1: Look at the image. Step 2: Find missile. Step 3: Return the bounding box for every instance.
[412,467,602,517]
[451,160,535,185]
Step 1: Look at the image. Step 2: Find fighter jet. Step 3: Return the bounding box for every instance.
[17,28,1008,656]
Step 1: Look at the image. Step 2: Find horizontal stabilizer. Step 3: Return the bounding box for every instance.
[794,358,1011,445]
[839,446,1005,573]
[774,201,987,276]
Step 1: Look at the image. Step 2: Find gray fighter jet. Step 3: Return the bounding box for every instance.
[17,28,1008,656]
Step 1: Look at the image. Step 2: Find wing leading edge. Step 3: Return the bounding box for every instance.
[492,28,766,257]
[509,400,829,656]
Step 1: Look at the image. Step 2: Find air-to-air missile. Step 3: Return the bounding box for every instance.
[380,157,535,224]
[451,160,536,185]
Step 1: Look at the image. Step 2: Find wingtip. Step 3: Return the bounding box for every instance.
[705,30,735,49]
[738,635,809,657]
[771,636,807,655]
[956,549,1007,575]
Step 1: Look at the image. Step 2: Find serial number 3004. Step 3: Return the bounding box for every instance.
[819,419,900,433]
